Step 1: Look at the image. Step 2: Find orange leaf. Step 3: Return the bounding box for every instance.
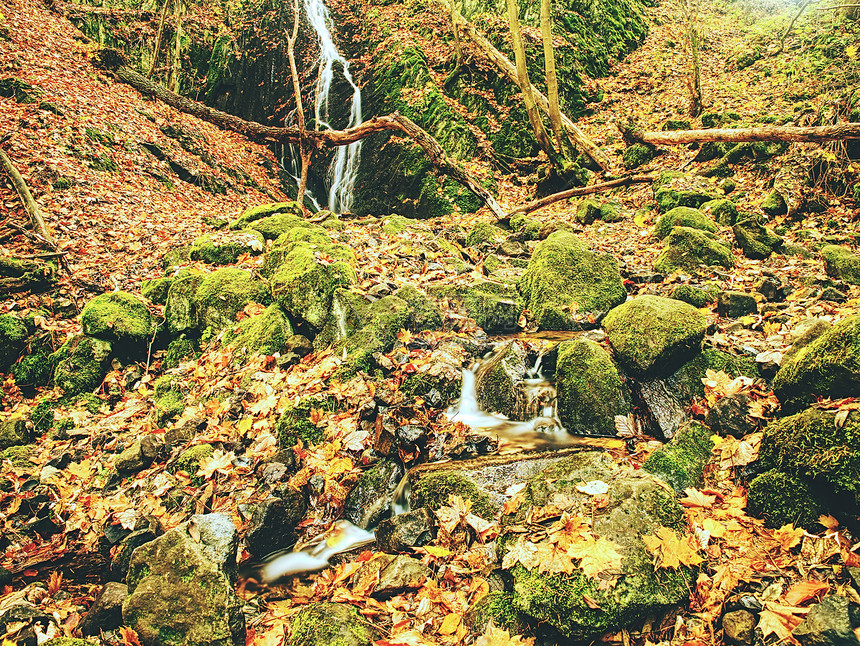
[679,488,716,508]
[784,580,830,606]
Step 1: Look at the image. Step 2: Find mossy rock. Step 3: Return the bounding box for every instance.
[474,341,528,420]
[381,215,410,235]
[0,417,29,449]
[733,219,783,260]
[643,422,713,492]
[287,602,377,646]
[161,246,192,274]
[575,198,602,225]
[0,313,28,371]
[411,472,493,518]
[270,242,356,330]
[0,77,43,102]
[230,202,304,230]
[520,231,626,330]
[622,143,659,170]
[0,444,35,467]
[190,230,264,265]
[225,304,294,363]
[603,295,707,378]
[333,295,412,380]
[51,334,113,396]
[758,407,860,514]
[174,444,215,476]
[466,591,528,636]
[670,284,718,308]
[165,274,205,335]
[654,206,717,240]
[509,213,541,240]
[701,198,738,226]
[164,335,196,369]
[275,399,326,448]
[394,286,442,332]
[772,314,860,411]
[431,280,520,334]
[501,452,695,641]
[141,277,174,305]
[760,190,787,216]
[654,226,734,274]
[746,469,822,529]
[600,201,624,223]
[466,220,503,247]
[663,119,691,131]
[652,172,719,213]
[821,245,860,284]
[81,291,155,347]
[195,268,271,334]
[672,348,758,399]
[555,338,629,436]
[154,385,185,426]
[343,458,404,529]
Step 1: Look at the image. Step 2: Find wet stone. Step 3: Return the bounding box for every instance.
[245,492,307,558]
[374,508,434,552]
[705,393,755,438]
[717,291,757,318]
[722,609,756,645]
[396,424,428,445]
[792,595,860,646]
[79,581,127,636]
[351,554,432,599]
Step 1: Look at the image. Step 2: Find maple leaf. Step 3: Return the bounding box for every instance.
[476,623,535,646]
[773,524,804,550]
[758,602,809,644]
[784,580,829,605]
[196,449,235,479]
[642,527,703,569]
[501,537,540,570]
[567,536,624,578]
[119,626,142,646]
[535,541,577,574]
[679,488,716,508]
[438,613,461,635]
[375,630,437,646]
[818,514,839,530]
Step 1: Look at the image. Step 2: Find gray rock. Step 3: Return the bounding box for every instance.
[123,513,244,646]
[0,418,29,449]
[79,581,128,636]
[822,245,860,285]
[287,602,377,646]
[352,554,432,599]
[474,341,529,420]
[603,295,708,378]
[344,459,404,530]
[0,602,56,646]
[499,240,528,257]
[375,508,434,552]
[705,393,755,438]
[717,291,758,318]
[245,491,307,558]
[114,435,161,475]
[792,595,860,646]
[722,609,756,645]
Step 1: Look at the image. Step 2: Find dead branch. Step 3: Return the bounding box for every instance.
[622,122,860,146]
[0,147,58,251]
[508,174,657,217]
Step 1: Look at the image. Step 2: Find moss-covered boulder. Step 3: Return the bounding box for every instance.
[622,143,659,170]
[654,226,734,274]
[333,295,412,378]
[270,242,356,330]
[225,304,293,362]
[772,314,860,411]
[501,452,696,641]
[603,295,708,378]
[654,206,717,240]
[474,341,529,420]
[190,230,264,265]
[652,172,719,213]
[164,335,197,369]
[0,417,29,449]
[430,280,520,334]
[822,245,860,284]
[287,602,376,646]
[756,407,860,521]
[394,286,442,332]
[556,339,629,436]
[701,198,738,226]
[161,246,192,274]
[411,472,493,518]
[154,375,186,425]
[670,284,718,308]
[746,469,821,529]
[760,190,787,216]
[465,220,503,247]
[51,334,113,396]
[123,513,245,646]
[733,218,783,259]
[141,277,174,305]
[165,274,205,335]
[344,459,405,529]
[520,232,626,330]
[643,422,713,492]
[81,291,155,348]
[229,201,303,230]
[509,213,542,240]
[0,314,27,371]
[174,443,215,476]
[194,268,270,333]
[275,399,326,448]
[576,198,602,225]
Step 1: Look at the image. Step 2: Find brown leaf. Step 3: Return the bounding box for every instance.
[784,580,830,606]
[680,488,716,508]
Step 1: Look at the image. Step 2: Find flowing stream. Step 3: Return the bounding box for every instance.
[303,0,362,213]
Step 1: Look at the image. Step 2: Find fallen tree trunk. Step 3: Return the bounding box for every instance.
[440,0,611,172]
[0,145,58,250]
[623,122,860,146]
[96,52,503,216]
[509,174,656,216]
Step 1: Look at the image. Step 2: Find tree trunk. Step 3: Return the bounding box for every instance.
[95,54,504,218]
[0,147,58,250]
[505,0,556,161]
[286,0,309,209]
[622,122,860,145]
[440,0,611,171]
[451,0,463,67]
[146,0,170,79]
[508,174,656,216]
[540,0,563,147]
[167,0,183,93]
[779,0,814,53]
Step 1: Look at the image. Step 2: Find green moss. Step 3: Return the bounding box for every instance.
[394,286,442,332]
[230,202,304,230]
[760,190,787,216]
[194,268,271,333]
[410,473,493,518]
[576,198,602,225]
[821,245,860,284]
[773,314,860,411]
[276,399,325,448]
[556,338,629,436]
[289,602,375,646]
[701,198,738,226]
[381,215,410,235]
[81,291,155,346]
[643,422,713,492]
[41,638,93,646]
[509,213,541,240]
[0,313,28,371]
[174,444,215,476]
[31,393,102,432]
[0,444,34,467]
[332,295,411,380]
[154,378,185,425]
[733,219,783,260]
[519,231,626,330]
[142,277,175,305]
[654,206,717,240]
[465,220,503,247]
[603,295,708,378]
[189,230,264,265]
[655,226,734,274]
[670,284,718,308]
[225,304,294,362]
[51,334,113,396]
[467,591,527,635]
[673,348,758,398]
[161,246,192,273]
[746,469,821,529]
[622,143,659,170]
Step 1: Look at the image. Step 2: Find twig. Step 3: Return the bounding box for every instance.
[508,174,657,217]
[10,251,67,259]
[0,147,58,250]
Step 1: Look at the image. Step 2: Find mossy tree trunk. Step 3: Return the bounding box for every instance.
[622,121,860,145]
[286,0,309,210]
[505,0,556,163]
[146,0,170,79]
[167,0,184,93]
[451,0,463,67]
[540,0,562,147]
[680,0,702,117]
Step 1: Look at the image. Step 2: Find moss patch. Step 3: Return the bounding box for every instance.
[51,334,113,396]
[655,226,734,274]
[411,472,493,518]
[643,422,713,492]
[276,399,326,448]
[225,304,294,363]
[746,469,822,529]
[821,245,860,284]
[654,206,717,240]
[194,268,271,334]
[81,291,155,347]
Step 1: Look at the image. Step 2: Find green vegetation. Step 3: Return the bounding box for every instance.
[411,472,493,518]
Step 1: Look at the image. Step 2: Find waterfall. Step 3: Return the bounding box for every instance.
[304,0,362,214]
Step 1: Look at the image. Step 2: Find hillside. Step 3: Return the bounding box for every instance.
[1,0,860,644]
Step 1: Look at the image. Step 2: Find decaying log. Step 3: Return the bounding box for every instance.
[0,146,58,251]
[96,53,503,217]
[508,174,657,217]
[622,122,860,146]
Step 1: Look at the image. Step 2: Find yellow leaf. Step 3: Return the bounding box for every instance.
[236,417,254,434]
[846,44,857,59]
[67,459,93,481]
[679,487,716,508]
[642,526,703,569]
[819,514,839,530]
[758,602,809,643]
[476,623,535,646]
[424,546,451,558]
[566,535,624,578]
[702,518,725,538]
[438,613,461,635]
[773,524,804,550]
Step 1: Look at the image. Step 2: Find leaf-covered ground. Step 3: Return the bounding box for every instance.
[1,0,859,644]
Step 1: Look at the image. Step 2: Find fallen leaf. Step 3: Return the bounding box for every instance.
[680,488,716,508]
[784,580,830,605]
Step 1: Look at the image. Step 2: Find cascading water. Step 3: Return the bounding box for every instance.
[303,0,362,213]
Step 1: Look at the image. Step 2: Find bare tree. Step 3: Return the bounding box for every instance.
[540,0,563,147]
[286,0,310,208]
